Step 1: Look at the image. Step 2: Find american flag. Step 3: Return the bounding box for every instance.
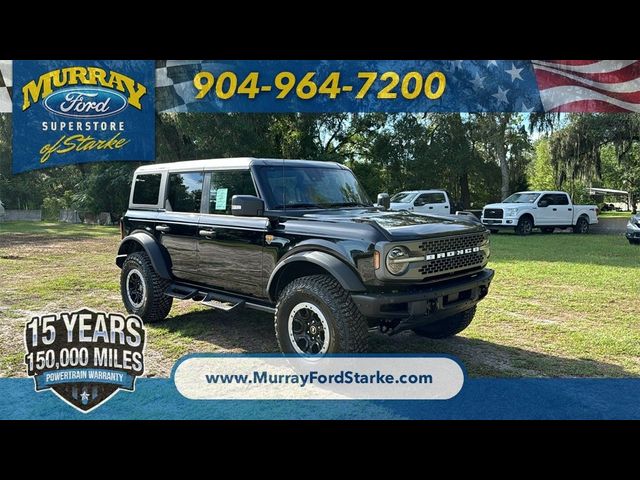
[532,60,640,112]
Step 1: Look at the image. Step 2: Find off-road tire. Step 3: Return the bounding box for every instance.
[274,274,368,354]
[121,251,173,323]
[516,216,534,236]
[541,227,554,234]
[573,216,590,234]
[412,307,477,339]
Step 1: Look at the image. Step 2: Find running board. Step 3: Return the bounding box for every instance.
[201,292,245,312]
[165,282,275,314]
[165,285,198,300]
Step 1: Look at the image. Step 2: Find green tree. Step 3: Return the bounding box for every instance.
[528,138,556,190]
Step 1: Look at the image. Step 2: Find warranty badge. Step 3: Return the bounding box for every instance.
[24,309,146,413]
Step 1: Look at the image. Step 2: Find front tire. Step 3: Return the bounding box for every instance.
[274,274,368,355]
[516,216,534,236]
[120,251,173,323]
[412,307,477,339]
[573,216,590,234]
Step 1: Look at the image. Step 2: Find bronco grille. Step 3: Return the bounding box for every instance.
[417,232,489,278]
[483,208,503,219]
[418,232,488,254]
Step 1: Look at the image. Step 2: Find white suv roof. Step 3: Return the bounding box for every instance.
[135,158,345,173]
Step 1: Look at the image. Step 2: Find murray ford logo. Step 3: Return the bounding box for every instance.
[24,309,146,413]
[426,246,480,261]
[43,87,128,118]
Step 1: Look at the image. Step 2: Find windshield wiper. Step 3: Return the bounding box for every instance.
[326,202,370,208]
[273,202,323,209]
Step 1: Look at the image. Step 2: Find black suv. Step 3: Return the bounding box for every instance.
[116,158,494,354]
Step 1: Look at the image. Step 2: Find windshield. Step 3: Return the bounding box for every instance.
[390,192,417,203]
[256,165,371,209]
[503,192,541,203]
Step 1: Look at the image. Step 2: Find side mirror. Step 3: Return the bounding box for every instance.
[377,193,390,210]
[538,200,549,208]
[231,195,264,216]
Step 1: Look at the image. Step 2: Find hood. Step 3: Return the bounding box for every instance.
[299,208,484,240]
[484,202,536,210]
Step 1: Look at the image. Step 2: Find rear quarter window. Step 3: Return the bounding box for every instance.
[132,174,162,205]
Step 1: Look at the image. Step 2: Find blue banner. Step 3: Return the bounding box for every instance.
[2,378,639,420]
[12,60,155,174]
[156,60,544,113]
[34,369,134,390]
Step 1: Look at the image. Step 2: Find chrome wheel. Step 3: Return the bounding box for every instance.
[288,302,330,355]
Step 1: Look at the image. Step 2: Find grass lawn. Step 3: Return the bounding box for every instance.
[1,221,638,378]
[599,211,635,218]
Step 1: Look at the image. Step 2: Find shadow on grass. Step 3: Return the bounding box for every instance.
[155,309,632,378]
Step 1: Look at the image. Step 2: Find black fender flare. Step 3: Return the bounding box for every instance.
[115,232,172,280]
[267,250,366,302]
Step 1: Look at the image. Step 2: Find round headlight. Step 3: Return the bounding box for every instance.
[386,246,411,276]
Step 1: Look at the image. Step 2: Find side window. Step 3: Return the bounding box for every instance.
[415,193,446,205]
[429,192,446,204]
[132,173,161,205]
[167,172,203,213]
[208,170,256,215]
[555,194,569,205]
[539,194,554,205]
[414,194,429,206]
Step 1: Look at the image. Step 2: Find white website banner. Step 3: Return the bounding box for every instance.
[174,356,464,400]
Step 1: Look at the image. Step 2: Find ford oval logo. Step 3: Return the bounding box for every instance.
[42,87,128,118]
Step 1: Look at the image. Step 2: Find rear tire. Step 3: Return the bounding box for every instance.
[412,307,477,339]
[121,251,173,323]
[274,274,368,355]
[541,227,554,234]
[573,216,590,234]
[516,216,534,236]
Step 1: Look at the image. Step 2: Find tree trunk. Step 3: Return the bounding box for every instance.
[496,114,511,200]
[458,172,470,209]
[498,142,509,200]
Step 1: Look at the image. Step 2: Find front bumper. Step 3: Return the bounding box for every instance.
[481,217,517,227]
[626,228,640,240]
[352,268,494,332]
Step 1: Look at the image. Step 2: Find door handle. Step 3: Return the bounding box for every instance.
[568,208,572,211]
[199,229,216,237]
[552,208,557,211]
[428,206,434,209]
[155,225,171,232]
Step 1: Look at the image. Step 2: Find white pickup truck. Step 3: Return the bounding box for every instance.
[481,191,598,235]
[389,190,453,215]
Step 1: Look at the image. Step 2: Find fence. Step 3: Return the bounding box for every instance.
[0,209,42,222]
[59,209,113,225]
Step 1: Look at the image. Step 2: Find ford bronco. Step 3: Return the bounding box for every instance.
[116,158,494,355]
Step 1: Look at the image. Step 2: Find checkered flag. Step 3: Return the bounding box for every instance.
[156,60,232,113]
[0,60,12,113]
[156,60,204,112]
